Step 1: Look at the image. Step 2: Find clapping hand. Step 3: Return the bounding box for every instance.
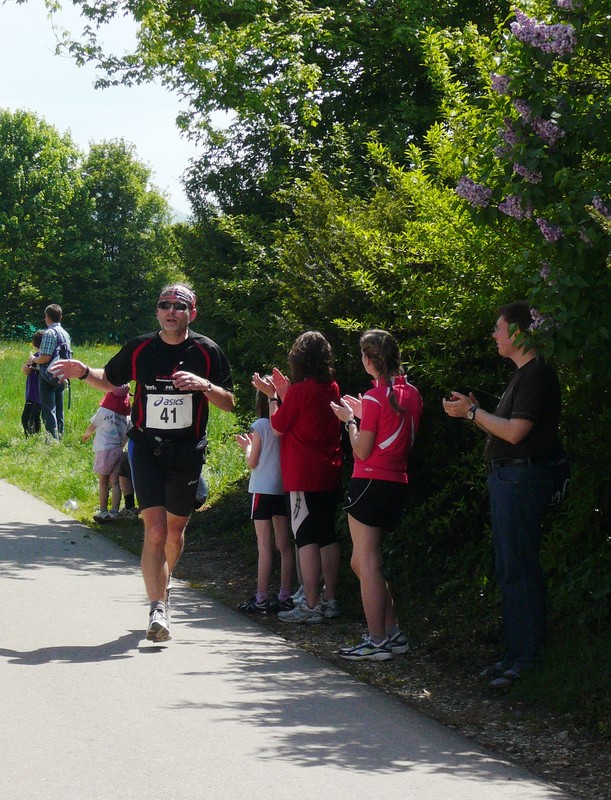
[235,432,253,452]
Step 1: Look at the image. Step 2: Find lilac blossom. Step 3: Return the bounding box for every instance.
[536,218,564,242]
[592,196,611,218]
[513,163,542,183]
[532,116,565,146]
[498,195,533,219]
[500,117,520,146]
[528,307,548,331]
[512,98,533,122]
[556,0,578,10]
[539,262,556,285]
[494,144,512,158]
[491,73,511,94]
[455,177,493,207]
[510,10,578,55]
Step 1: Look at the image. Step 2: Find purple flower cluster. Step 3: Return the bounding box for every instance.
[513,163,542,183]
[501,117,520,146]
[512,98,533,122]
[491,73,511,94]
[556,0,577,10]
[539,262,556,285]
[455,177,493,207]
[510,11,577,55]
[592,196,611,218]
[532,116,565,146]
[498,195,533,219]
[536,218,564,242]
[528,307,548,331]
[494,144,512,158]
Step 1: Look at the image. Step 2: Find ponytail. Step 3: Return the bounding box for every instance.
[360,330,405,415]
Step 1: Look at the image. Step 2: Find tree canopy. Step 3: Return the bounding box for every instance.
[0,109,182,341]
[53,0,510,214]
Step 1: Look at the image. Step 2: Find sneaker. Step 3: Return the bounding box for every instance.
[339,635,393,662]
[387,630,410,655]
[320,598,341,619]
[118,507,140,519]
[264,595,293,613]
[271,595,294,612]
[238,596,269,614]
[93,509,115,523]
[290,585,305,604]
[165,577,173,619]
[489,667,522,690]
[147,608,171,642]
[479,660,507,680]
[278,602,323,624]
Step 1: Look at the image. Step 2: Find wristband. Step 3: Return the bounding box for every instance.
[345,419,357,431]
[269,397,282,406]
[79,366,90,380]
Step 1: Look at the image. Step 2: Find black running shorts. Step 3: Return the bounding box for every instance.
[344,478,408,532]
[251,493,288,521]
[128,439,202,518]
[288,490,339,549]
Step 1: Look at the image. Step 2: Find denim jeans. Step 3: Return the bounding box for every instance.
[487,463,553,669]
[39,375,65,439]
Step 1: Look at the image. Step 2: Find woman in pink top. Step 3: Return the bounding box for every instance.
[253,331,342,624]
[331,330,422,661]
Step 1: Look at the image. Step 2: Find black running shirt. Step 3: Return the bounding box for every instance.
[104,331,233,441]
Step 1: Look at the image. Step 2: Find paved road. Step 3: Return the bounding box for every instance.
[1,479,574,800]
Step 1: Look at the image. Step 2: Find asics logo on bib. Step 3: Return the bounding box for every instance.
[153,397,185,407]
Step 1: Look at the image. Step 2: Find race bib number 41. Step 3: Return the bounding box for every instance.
[147,393,193,430]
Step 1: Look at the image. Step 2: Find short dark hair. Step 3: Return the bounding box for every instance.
[45,304,62,322]
[497,301,533,333]
[32,329,45,348]
[288,331,335,383]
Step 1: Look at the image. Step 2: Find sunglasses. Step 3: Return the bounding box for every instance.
[158,300,190,311]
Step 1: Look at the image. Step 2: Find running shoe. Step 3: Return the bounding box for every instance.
[238,596,270,614]
[290,585,305,604]
[93,509,118,523]
[165,576,173,619]
[278,602,323,624]
[276,595,295,612]
[339,635,393,662]
[118,507,140,519]
[320,598,341,619]
[387,630,410,655]
[489,667,522,690]
[147,608,171,641]
[479,660,508,680]
[265,595,294,613]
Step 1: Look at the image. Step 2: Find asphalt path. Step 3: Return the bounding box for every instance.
[1,479,574,800]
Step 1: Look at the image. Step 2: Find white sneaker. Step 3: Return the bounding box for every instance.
[290,585,305,604]
[387,630,410,655]
[147,608,171,641]
[118,507,140,519]
[339,635,393,662]
[278,602,323,624]
[320,598,341,618]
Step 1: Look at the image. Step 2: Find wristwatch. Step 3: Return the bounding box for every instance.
[467,405,478,421]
